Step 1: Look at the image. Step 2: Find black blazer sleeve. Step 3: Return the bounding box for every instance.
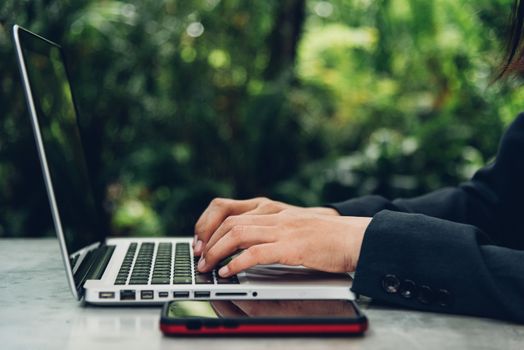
[329,113,524,322]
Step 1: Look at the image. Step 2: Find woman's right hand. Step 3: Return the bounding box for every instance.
[193,197,339,256]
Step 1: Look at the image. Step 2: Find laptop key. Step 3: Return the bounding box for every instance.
[131,272,150,277]
[173,271,191,276]
[195,274,214,284]
[114,242,139,285]
[153,272,170,276]
[173,276,192,284]
[173,269,190,273]
[151,278,170,284]
[216,276,239,284]
[129,281,148,285]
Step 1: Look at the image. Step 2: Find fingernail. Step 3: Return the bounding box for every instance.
[193,234,198,246]
[195,240,203,254]
[218,265,230,277]
[197,257,206,271]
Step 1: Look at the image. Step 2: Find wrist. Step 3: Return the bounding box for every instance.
[311,207,340,216]
[345,216,372,271]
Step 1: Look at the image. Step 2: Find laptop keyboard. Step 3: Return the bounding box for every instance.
[114,242,239,285]
[152,242,173,284]
[114,243,137,284]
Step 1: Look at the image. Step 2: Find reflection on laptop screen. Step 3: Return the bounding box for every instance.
[19,30,103,254]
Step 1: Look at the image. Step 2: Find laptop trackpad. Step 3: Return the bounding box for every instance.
[242,264,351,285]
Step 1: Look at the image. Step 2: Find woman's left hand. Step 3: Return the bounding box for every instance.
[197,209,372,277]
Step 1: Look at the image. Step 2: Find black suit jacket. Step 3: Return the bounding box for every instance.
[329,113,524,323]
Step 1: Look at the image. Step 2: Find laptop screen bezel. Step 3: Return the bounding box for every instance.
[13,25,104,300]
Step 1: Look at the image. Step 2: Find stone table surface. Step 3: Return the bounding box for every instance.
[1,238,523,350]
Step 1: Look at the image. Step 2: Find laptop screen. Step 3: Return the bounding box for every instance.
[16,28,103,256]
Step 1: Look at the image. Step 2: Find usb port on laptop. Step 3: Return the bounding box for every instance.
[141,290,154,300]
[194,291,210,298]
[99,291,115,299]
[173,291,190,298]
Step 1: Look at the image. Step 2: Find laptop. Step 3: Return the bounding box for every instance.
[13,25,354,305]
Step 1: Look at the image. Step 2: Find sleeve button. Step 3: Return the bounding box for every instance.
[417,285,435,305]
[381,274,400,294]
[399,279,417,299]
[436,289,453,307]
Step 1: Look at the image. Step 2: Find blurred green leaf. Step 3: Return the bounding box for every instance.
[0,0,521,237]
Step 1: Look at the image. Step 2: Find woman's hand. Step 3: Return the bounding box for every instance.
[193,197,339,255]
[194,199,371,277]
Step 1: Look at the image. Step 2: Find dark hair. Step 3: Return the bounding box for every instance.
[498,0,524,79]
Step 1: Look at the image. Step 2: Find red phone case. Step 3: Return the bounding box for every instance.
[160,301,368,336]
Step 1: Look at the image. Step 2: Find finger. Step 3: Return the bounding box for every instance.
[243,200,286,216]
[217,243,281,277]
[194,198,261,246]
[199,225,276,272]
[204,214,280,255]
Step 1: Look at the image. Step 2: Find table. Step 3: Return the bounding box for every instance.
[0,239,522,350]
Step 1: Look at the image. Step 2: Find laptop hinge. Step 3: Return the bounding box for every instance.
[75,244,115,294]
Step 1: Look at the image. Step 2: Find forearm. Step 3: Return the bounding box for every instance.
[329,183,496,230]
[330,113,524,247]
[352,210,524,323]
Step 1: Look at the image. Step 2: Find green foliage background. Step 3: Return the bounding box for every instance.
[1,0,523,237]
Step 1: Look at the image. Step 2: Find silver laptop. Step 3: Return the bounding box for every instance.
[13,25,354,305]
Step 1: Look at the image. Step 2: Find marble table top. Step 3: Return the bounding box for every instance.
[1,238,522,350]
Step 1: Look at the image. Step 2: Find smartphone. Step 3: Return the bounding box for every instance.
[160,299,368,336]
